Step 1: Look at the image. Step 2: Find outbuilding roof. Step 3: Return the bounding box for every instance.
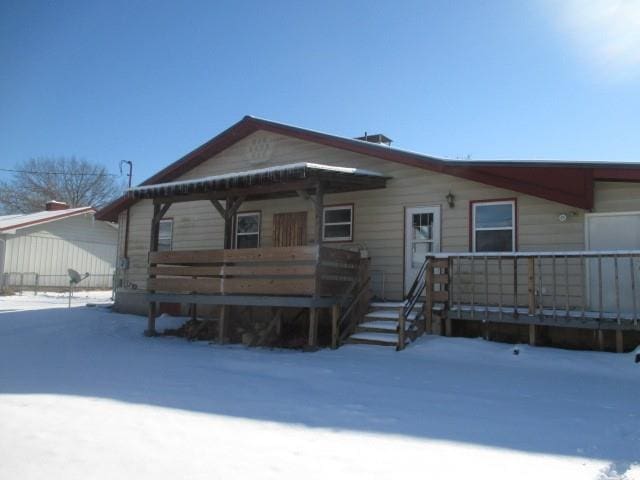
[96,116,640,221]
[0,206,95,234]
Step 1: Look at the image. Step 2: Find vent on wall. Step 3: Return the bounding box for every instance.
[247,135,274,166]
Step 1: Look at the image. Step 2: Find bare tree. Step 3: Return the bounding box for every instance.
[0,157,123,214]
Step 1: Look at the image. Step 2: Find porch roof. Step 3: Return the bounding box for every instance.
[128,162,389,202]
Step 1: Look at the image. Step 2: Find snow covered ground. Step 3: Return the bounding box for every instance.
[0,290,113,311]
[0,293,638,479]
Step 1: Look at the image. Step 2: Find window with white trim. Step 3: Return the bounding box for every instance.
[235,212,261,249]
[472,200,515,252]
[158,219,173,251]
[323,205,353,242]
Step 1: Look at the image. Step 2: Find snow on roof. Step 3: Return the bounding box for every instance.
[0,206,95,233]
[129,162,387,195]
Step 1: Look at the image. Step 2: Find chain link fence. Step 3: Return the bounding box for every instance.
[1,272,116,293]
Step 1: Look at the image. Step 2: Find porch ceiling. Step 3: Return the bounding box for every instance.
[128,162,389,203]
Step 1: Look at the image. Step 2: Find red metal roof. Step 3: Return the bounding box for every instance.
[95,116,640,222]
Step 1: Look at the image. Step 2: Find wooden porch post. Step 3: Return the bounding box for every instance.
[527,257,536,315]
[224,196,234,249]
[146,203,170,336]
[211,196,244,249]
[425,257,434,334]
[314,182,324,245]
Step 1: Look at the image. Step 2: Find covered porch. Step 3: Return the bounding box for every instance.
[129,162,388,348]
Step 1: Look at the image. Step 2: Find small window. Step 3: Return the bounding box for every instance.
[158,219,173,251]
[235,212,261,249]
[472,201,515,252]
[323,205,353,242]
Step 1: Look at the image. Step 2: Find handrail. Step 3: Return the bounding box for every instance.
[404,256,429,319]
[398,256,431,350]
[405,256,429,301]
[432,250,640,259]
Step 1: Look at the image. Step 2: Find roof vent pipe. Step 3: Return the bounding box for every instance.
[354,132,393,146]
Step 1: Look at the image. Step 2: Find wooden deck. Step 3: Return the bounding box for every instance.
[422,251,640,352]
[145,245,370,347]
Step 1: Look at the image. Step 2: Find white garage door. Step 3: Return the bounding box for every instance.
[585,212,640,313]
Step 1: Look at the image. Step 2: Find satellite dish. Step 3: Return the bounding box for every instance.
[68,269,82,284]
[68,269,90,284]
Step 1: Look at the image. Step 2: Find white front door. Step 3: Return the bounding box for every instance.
[586,212,640,312]
[404,206,441,295]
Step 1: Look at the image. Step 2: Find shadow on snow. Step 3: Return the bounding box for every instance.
[0,306,638,464]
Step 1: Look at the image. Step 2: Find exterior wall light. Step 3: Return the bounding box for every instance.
[446,191,456,208]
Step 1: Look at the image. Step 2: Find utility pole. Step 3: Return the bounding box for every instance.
[119,160,134,287]
[120,160,133,188]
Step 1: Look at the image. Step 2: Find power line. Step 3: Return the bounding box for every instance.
[0,167,120,177]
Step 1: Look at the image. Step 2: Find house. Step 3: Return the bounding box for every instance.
[96,116,640,352]
[0,201,118,290]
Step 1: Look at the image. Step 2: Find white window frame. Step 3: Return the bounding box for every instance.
[234,212,261,249]
[472,200,516,252]
[158,219,173,251]
[322,205,353,242]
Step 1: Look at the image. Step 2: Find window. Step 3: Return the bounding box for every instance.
[472,200,515,252]
[323,205,353,242]
[235,212,261,248]
[158,219,173,251]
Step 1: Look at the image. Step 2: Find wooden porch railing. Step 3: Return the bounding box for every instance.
[147,245,361,297]
[423,250,640,351]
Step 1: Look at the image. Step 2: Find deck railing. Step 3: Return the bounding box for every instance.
[436,250,640,328]
[147,245,362,298]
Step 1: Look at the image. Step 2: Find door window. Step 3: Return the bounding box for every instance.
[410,212,434,267]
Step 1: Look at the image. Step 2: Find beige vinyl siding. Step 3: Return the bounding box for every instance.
[593,181,640,213]
[123,131,637,300]
[3,214,117,287]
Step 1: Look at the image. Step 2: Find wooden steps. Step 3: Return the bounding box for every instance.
[348,332,399,346]
[345,300,424,348]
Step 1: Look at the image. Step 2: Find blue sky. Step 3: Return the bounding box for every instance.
[1,0,639,185]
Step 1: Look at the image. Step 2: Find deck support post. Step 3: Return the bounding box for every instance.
[146,302,157,336]
[597,330,604,351]
[398,311,406,350]
[308,308,318,347]
[483,322,491,341]
[331,304,340,349]
[615,330,624,353]
[528,324,537,346]
[444,318,452,337]
[219,305,228,344]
